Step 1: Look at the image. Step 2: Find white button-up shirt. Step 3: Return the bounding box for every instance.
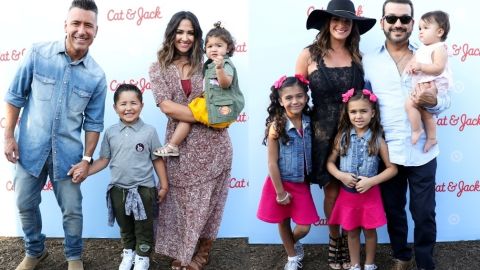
[363,43,450,166]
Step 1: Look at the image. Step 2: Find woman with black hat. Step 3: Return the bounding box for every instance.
[295,0,376,269]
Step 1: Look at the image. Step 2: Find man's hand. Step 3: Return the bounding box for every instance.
[412,81,438,107]
[4,137,19,163]
[68,161,90,183]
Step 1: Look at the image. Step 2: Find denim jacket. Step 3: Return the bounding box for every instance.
[203,57,245,124]
[4,41,107,181]
[339,129,379,192]
[277,114,312,183]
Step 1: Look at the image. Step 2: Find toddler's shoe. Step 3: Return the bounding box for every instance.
[119,249,136,270]
[364,264,378,270]
[133,255,150,270]
[284,256,302,270]
[294,241,304,261]
[153,143,179,157]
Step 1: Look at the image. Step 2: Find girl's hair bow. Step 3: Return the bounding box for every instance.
[273,74,310,90]
[294,74,310,85]
[273,75,287,89]
[341,88,378,103]
[341,88,355,103]
[362,89,377,102]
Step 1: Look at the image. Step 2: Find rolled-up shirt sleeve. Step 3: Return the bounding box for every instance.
[4,47,34,108]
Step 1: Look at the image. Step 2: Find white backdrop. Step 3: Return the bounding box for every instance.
[1,0,479,244]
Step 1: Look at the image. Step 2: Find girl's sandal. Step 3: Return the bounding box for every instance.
[328,235,343,270]
[154,143,179,157]
[341,233,351,270]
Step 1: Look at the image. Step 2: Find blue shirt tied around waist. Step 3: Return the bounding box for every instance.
[278,114,312,183]
[107,186,147,226]
[339,128,379,192]
[4,40,107,181]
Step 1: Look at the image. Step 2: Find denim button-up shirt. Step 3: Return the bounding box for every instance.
[363,43,450,166]
[278,114,312,183]
[4,40,107,181]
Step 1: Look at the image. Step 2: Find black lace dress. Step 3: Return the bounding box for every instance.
[308,59,365,186]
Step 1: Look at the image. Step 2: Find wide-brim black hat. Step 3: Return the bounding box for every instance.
[306,0,376,35]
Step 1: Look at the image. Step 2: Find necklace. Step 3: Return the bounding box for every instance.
[391,50,412,74]
[392,50,410,66]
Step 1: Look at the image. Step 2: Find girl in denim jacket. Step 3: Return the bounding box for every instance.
[326,89,397,270]
[257,75,320,270]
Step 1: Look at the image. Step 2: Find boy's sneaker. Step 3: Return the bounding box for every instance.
[119,249,135,270]
[284,256,302,270]
[294,242,304,261]
[364,264,378,270]
[133,255,150,270]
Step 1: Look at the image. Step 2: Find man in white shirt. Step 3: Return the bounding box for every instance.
[363,0,450,269]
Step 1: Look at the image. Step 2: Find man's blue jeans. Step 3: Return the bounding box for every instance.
[14,157,83,260]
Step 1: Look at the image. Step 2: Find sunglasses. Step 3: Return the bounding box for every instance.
[383,15,413,24]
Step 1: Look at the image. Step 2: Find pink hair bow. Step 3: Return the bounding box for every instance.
[341,88,355,103]
[362,89,377,102]
[295,74,310,85]
[273,75,287,89]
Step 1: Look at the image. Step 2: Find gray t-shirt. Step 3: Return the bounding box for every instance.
[100,118,162,189]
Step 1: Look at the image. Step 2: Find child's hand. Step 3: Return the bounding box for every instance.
[213,55,224,69]
[406,62,422,75]
[339,172,358,188]
[355,177,373,193]
[68,165,88,184]
[276,191,291,205]
[157,188,168,203]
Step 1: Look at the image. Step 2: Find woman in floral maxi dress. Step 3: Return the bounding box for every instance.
[149,11,233,270]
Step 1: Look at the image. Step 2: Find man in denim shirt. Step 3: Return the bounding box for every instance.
[3,1,106,269]
[363,1,450,270]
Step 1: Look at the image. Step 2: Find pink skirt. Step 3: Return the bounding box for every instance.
[257,176,320,225]
[329,185,386,230]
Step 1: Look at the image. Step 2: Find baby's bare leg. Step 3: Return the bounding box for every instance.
[406,97,424,145]
[169,122,192,146]
[420,109,437,152]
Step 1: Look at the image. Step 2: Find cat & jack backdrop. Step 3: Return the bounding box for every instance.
[0,0,479,244]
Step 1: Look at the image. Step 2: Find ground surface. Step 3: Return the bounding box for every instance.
[0,237,478,269]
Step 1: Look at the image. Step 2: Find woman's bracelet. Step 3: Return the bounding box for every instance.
[276,192,290,203]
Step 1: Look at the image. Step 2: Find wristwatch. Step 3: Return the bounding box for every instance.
[82,155,93,165]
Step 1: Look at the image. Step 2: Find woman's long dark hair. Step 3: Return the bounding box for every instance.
[156,11,204,76]
[308,16,362,68]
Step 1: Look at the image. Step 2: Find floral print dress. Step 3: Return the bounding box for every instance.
[149,62,233,265]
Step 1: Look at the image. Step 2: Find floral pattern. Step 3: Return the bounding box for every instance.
[149,62,233,264]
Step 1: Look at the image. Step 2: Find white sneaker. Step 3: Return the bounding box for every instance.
[294,241,304,261]
[349,264,361,270]
[133,255,150,270]
[119,249,135,270]
[364,264,378,270]
[284,256,302,270]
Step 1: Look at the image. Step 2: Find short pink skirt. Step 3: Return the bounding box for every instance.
[257,176,320,225]
[329,185,386,230]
